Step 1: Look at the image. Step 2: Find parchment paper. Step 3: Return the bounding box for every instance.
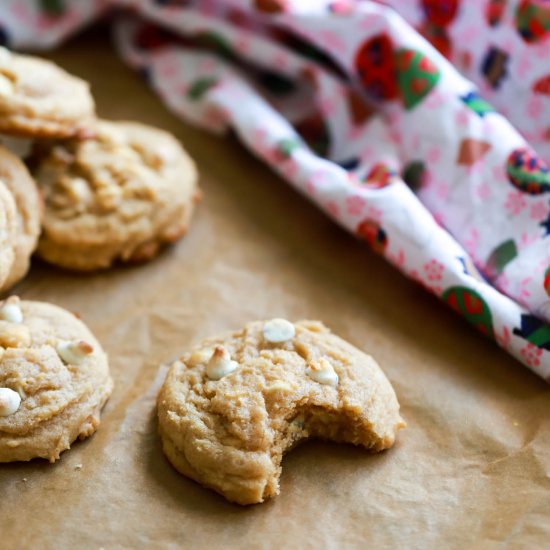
[2,26,550,549]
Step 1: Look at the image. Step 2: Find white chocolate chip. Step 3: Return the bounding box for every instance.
[263,318,295,343]
[206,346,238,380]
[187,348,213,368]
[0,47,11,63]
[0,296,23,323]
[56,340,94,365]
[306,358,339,387]
[0,388,21,416]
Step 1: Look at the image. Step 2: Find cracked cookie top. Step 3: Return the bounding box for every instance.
[31,120,200,270]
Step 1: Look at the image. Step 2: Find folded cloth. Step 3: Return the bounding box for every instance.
[5,0,550,379]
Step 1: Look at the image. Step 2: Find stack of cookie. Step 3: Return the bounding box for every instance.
[0,46,200,288]
[0,46,200,463]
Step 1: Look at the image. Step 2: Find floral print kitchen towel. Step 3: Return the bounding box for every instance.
[3,0,550,379]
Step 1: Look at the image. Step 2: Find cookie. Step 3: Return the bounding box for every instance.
[0,47,95,138]
[30,120,200,271]
[0,179,17,291]
[0,296,113,462]
[0,146,42,291]
[158,319,405,505]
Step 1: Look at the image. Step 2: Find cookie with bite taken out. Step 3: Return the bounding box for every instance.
[158,319,405,505]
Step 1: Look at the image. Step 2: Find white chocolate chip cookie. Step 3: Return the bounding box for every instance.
[158,319,405,505]
[30,120,200,271]
[0,146,42,291]
[0,47,95,138]
[0,178,18,290]
[0,297,113,462]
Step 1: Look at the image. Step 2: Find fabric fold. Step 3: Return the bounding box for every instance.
[3,0,550,379]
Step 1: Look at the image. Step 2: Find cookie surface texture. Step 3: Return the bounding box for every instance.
[31,120,200,271]
[158,320,405,505]
[0,297,113,462]
[0,179,17,290]
[0,47,95,138]
[0,146,42,291]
